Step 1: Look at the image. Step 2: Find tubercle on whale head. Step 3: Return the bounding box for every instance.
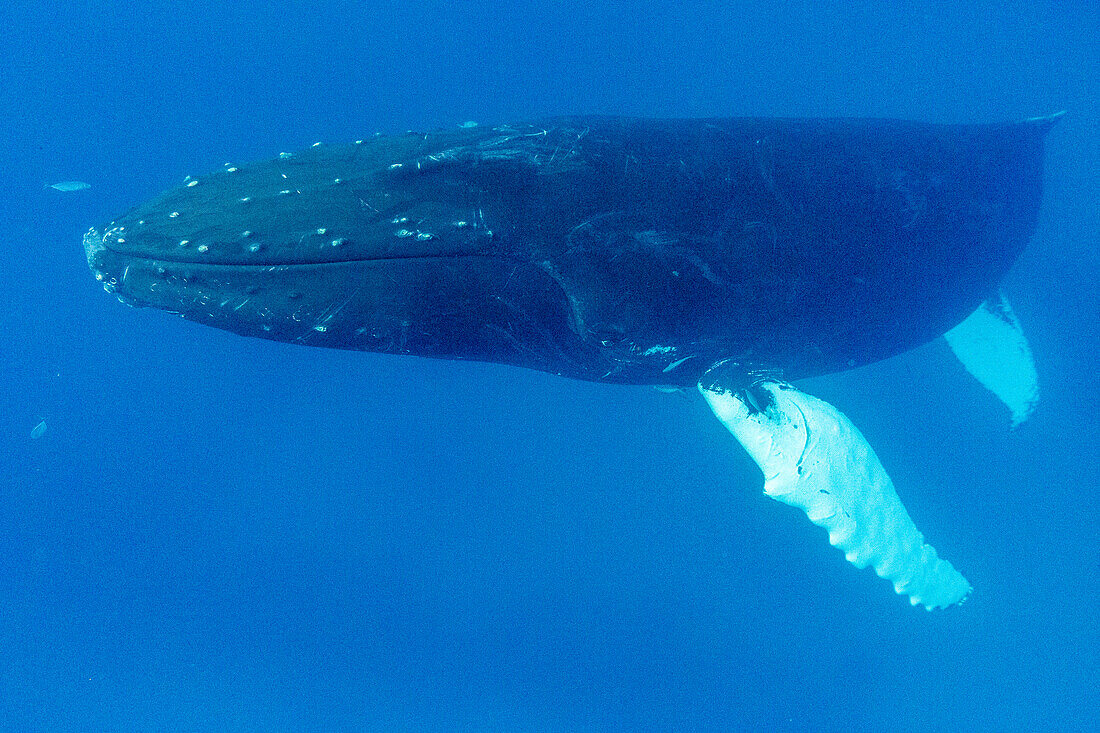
[88,135,501,270]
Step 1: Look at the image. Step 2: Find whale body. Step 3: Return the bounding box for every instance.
[84,116,1053,385]
[83,115,1059,608]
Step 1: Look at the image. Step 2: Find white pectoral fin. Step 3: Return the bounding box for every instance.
[944,293,1039,427]
[701,381,971,610]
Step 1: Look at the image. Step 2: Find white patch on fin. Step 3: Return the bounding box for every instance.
[700,381,971,610]
[944,293,1038,428]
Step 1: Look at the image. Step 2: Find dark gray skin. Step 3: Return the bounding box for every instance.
[83,116,1056,386]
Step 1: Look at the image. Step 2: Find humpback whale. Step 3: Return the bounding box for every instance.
[83,115,1060,609]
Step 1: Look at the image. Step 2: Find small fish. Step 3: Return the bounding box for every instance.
[30,419,47,439]
[652,385,691,400]
[46,181,91,192]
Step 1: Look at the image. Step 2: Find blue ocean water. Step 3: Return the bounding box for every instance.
[2,1,1097,729]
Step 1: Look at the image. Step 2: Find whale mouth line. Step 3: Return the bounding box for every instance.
[105,250,489,269]
[84,226,496,270]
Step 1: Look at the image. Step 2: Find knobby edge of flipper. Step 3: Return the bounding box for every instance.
[699,376,972,610]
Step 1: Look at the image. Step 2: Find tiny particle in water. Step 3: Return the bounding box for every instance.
[30,419,47,439]
[388,163,403,170]
[316,227,327,235]
[416,232,434,241]
[395,229,413,237]
[187,180,198,187]
[239,197,250,203]
[279,152,293,159]
[47,181,90,192]
[169,211,180,218]
[459,120,479,128]
[179,239,190,247]
[227,167,239,173]
[248,243,263,253]
[197,244,209,253]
